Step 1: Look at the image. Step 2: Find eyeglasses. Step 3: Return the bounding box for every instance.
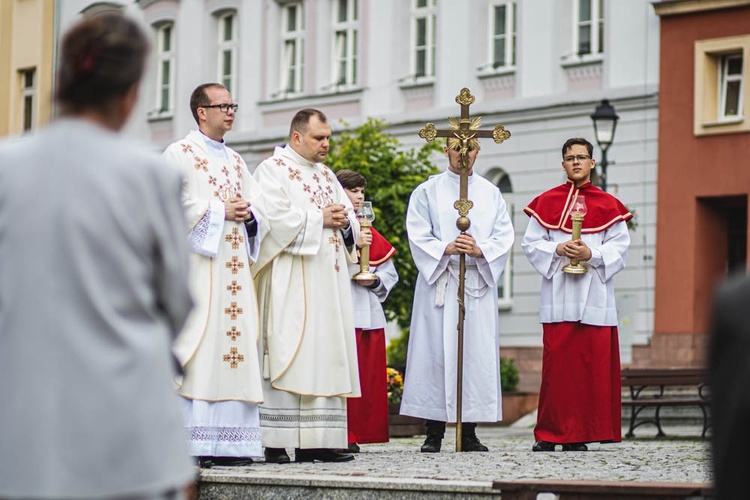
[202,103,239,113]
[563,154,591,163]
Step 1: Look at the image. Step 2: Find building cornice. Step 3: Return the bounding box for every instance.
[652,0,750,17]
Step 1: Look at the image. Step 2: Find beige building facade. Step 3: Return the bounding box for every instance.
[0,0,56,137]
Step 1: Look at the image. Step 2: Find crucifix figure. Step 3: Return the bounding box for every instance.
[418,87,511,452]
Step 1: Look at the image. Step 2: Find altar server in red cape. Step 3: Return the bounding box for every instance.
[336,170,399,451]
[522,137,632,452]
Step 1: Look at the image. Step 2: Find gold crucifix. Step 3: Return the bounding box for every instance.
[418,87,511,452]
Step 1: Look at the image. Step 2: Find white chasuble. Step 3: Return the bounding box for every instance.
[253,145,360,448]
[400,170,514,423]
[253,145,360,396]
[163,131,266,403]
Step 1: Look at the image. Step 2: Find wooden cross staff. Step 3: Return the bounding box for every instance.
[418,87,511,452]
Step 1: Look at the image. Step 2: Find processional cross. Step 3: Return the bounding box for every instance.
[418,87,511,451]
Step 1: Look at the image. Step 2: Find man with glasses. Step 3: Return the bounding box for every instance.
[162,83,268,467]
[522,137,632,452]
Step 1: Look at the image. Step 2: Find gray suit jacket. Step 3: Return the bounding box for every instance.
[0,118,194,498]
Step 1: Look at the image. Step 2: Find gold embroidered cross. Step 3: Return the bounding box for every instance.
[227,280,242,295]
[224,302,243,320]
[225,228,244,250]
[225,256,244,274]
[223,347,244,368]
[226,326,241,341]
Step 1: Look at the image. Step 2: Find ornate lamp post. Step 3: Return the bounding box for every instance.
[590,99,619,192]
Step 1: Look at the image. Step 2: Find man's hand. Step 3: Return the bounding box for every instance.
[444,233,483,258]
[556,239,592,261]
[225,197,251,222]
[357,227,372,248]
[323,204,349,229]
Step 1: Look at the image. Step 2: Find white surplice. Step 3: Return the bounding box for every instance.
[163,130,268,457]
[521,217,630,326]
[400,170,514,423]
[253,145,361,449]
[349,258,398,329]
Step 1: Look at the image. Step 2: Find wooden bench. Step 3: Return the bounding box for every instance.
[492,480,714,499]
[621,367,710,438]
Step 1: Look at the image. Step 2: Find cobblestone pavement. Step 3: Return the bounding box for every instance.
[200,423,711,485]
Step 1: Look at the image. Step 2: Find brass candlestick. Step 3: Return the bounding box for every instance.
[562,195,588,274]
[352,201,378,285]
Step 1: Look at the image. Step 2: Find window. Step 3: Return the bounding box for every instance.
[331,0,358,88]
[280,2,305,95]
[694,35,750,136]
[489,1,516,70]
[490,169,514,309]
[217,12,238,95]
[574,0,603,57]
[20,69,36,132]
[719,54,743,120]
[155,23,174,113]
[410,0,436,80]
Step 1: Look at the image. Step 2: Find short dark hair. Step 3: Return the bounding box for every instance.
[190,83,226,125]
[289,108,328,138]
[562,138,594,159]
[336,169,367,190]
[55,13,148,111]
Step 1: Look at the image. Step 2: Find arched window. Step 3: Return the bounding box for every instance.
[487,168,513,309]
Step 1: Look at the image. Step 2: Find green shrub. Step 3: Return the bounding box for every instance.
[500,356,520,393]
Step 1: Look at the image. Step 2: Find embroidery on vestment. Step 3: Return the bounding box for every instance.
[226,326,241,341]
[223,346,244,368]
[225,227,244,250]
[224,302,243,320]
[227,280,242,295]
[226,256,244,274]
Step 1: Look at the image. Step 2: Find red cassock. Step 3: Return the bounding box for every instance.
[534,322,622,444]
[347,227,395,444]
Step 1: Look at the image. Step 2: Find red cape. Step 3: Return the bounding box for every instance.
[523,181,632,234]
[363,226,395,266]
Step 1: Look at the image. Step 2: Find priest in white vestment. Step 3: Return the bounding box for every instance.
[400,138,514,453]
[253,109,361,464]
[163,84,268,466]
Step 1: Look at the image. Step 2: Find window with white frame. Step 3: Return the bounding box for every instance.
[155,23,174,113]
[492,170,514,309]
[20,68,36,132]
[411,0,436,80]
[281,2,305,95]
[694,36,749,136]
[331,0,358,88]
[489,1,516,70]
[720,53,743,120]
[574,0,603,57]
[217,12,238,95]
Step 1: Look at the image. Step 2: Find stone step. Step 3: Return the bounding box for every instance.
[198,473,501,499]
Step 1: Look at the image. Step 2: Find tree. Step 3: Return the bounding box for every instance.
[326,118,441,330]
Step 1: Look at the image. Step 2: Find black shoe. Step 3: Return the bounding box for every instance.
[532,440,556,452]
[295,448,355,463]
[562,443,588,451]
[461,436,489,452]
[264,447,291,464]
[198,456,253,467]
[347,443,360,453]
[420,434,442,453]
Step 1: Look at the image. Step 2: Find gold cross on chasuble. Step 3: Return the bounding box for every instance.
[417,87,511,452]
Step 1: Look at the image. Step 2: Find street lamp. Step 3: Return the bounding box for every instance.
[590,99,619,192]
